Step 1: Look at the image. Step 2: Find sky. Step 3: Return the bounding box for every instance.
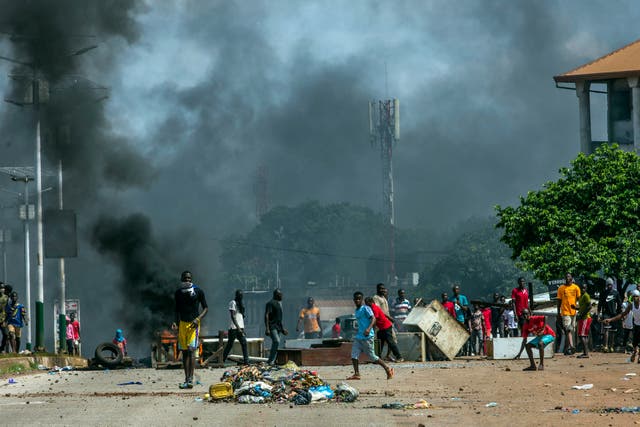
[0,0,638,355]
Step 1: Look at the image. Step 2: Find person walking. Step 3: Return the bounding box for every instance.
[265,289,287,365]
[365,296,403,362]
[6,291,27,354]
[347,292,394,380]
[172,270,208,389]
[222,290,249,365]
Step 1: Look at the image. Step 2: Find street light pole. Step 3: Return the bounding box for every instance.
[1,41,97,353]
[34,77,46,352]
[13,176,33,351]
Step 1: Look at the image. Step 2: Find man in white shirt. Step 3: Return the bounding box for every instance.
[222,290,249,365]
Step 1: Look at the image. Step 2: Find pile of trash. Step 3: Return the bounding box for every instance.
[210,362,358,405]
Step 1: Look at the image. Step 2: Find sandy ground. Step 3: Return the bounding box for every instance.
[2,352,640,426]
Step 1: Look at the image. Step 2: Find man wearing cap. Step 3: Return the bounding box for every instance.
[515,309,556,371]
[599,277,621,353]
[171,270,208,389]
[605,290,640,362]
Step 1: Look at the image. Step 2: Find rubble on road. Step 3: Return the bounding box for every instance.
[209,361,358,405]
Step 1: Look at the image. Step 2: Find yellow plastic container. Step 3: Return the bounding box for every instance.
[209,382,234,400]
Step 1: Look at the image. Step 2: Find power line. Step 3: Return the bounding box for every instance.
[211,237,448,264]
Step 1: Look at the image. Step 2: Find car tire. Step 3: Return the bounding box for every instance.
[94,342,123,368]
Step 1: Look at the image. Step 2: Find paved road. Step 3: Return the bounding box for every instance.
[2,355,639,426]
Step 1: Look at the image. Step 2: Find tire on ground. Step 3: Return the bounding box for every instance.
[94,342,123,368]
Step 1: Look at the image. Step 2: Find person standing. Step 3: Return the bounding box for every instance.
[69,313,80,356]
[598,278,621,353]
[621,291,635,353]
[490,293,505,338]
[468,305,484,356]
[441,292,456,318]
[296,297,322,339]
[6,291,27,354]
[605,290,640,362]
[222,290,249,365]
[265,289,288,365]
[392,289,412,332]
[65,316,75,355]
[172,270,208,389]
[511,278,530,336]
[515,309,556,371]
[556,273,581,355]
[449,284,471,355]
[576,281,592,359]
[0,282,8,353]
[113,329,128,356]
[331,317,342,339]
[347,292,394,380]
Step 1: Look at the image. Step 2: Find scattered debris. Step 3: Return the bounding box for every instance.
[381,400,431,410]
[485,402,498,407]
[600,406,640,413]
[212,362,358,405]
[571,384,593,390]
[116,381,143,386]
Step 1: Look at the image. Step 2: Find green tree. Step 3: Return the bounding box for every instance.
[496,144,640,282]
[220,201,387,290]
[419,217,526,300]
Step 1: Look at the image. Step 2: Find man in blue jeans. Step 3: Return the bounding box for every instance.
[265,289,288,365]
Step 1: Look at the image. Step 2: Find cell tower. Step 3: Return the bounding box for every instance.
[254,165,269,220]
[369,99,400,285]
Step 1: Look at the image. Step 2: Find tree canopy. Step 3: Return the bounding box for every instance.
[419,217,527,300]
[220,201,438,291]
[496,144,640,282]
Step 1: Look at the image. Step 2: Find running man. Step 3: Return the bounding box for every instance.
[347,291,394,380]
[172,271,208,389]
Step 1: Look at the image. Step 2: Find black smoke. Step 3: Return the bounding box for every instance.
[0,0,151,204]
[90,213,175,339]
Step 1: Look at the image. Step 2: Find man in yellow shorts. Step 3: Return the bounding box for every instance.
[171,271,208,389]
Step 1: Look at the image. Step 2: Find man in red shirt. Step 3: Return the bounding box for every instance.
[515,309,556,371]
[441,292,456,318]
[365,297,403,362]
[511,277,530,336]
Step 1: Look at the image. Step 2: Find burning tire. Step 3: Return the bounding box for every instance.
[94,342,123,368]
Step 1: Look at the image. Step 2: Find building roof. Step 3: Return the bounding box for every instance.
[554,38,640,83]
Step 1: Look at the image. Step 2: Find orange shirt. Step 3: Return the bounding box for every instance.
[557,283,581,316]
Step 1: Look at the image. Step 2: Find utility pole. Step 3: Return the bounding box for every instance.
[57,160,66,353]
[369,99,400,285]
[1,38,97,352]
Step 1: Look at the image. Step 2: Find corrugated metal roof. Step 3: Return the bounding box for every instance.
[554,38,640,83]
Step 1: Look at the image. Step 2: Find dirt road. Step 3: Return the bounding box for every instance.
[2,352,639,426]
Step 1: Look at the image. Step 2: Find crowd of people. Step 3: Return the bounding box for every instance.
[0,281,28,354]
